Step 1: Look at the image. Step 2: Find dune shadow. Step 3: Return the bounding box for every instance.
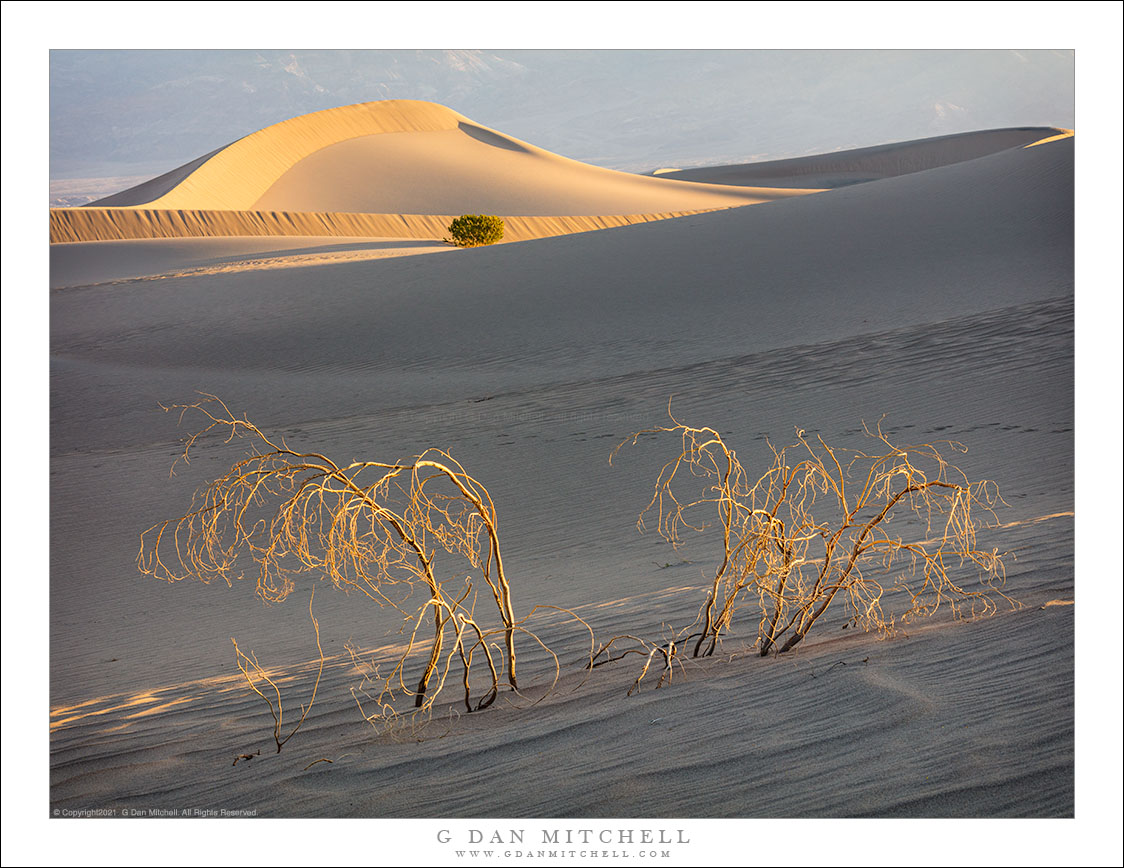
[458,122,532,153]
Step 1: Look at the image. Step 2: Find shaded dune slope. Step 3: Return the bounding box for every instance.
[51,136,1072,453]
[50,130,1074,819]
[654,126,1071,188]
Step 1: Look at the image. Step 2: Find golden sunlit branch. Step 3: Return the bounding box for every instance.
[139,396,593,745]
[611,405,1015,676]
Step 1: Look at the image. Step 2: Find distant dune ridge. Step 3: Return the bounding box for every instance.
[650,127,1072,188]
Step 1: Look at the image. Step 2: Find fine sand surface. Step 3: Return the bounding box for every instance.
[50,104,1075,834]
[48,237,458,289]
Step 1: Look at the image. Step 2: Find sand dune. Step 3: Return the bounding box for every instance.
[90,100,473,210]
[50,100,1075,830]
[52,136,1072,402]
[55,104,1065,250]
[654,126,1071,188]
[85,99,815,215]
[55,100,821,245]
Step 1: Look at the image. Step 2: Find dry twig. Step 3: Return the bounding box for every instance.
[231,590,324,753]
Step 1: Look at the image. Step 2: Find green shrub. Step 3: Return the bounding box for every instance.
[446,214,504,247]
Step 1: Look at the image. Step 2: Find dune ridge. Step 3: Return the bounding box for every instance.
[1025,128,1075,148]
[653,126,1069,188]
[49,207,725,244]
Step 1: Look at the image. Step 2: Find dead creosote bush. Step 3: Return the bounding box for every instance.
[138,395,591,746]
[608,406,1013,688]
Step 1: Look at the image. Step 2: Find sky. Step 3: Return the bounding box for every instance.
[47,47,1075,194]
[9,4,1119,194]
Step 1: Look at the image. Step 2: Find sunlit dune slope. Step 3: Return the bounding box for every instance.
[89,99,814,215]
[48,209,720,245]
[654,127,1072,188]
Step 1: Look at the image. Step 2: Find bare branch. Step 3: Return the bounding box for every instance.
[139,397,571,744]
[615,415,1015,672]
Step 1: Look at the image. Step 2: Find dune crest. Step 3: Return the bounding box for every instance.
[93,100,470,211]
[1025,128,1075,148]
[653,126,1069,188]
